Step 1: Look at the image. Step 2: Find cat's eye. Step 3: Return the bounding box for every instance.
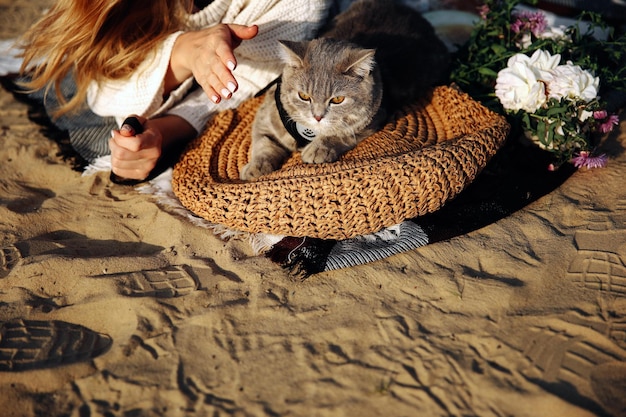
[298,92,311,101]
[330,96,345,104]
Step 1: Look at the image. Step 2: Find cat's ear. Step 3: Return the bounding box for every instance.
[344,49,376,77]
[278,40,308,68]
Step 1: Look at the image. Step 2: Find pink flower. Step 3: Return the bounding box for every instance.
[599,114,620,133]
[593,110,608,119]
[478,5,490,20]
[571,151,608,169]
[511,11,548,37]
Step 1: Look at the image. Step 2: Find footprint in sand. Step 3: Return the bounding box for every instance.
[568,230,626,297]
[0,245,21,278]
[590,362,626,417]
[92,265,199,298]
[90,257,244,299]
[501,319,626,416]
[0,319,112,372]
[607,319,626,349]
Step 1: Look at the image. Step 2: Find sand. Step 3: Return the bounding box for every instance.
[1,1,626,416]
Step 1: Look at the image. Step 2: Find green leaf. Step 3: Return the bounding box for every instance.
[537,120,547,145]
[478,67,498,77]
[490,44,507,55]
[546,106,567,117]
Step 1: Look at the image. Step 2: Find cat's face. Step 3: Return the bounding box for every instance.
[278,39,382,138]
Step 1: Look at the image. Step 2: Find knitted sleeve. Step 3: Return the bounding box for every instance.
[225,0,332,63]
[87,0,332,128]
[86,31,185,125]
[190,0,332,63]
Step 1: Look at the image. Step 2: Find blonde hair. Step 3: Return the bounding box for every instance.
[18,0,188,117]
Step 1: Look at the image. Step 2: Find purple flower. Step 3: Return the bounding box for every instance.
[599,114,620,133]
[511,11,548,37]
[571,151,608,169]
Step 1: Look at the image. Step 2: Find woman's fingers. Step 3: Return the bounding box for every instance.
[170,23,259,102]
[109,118,162,180]
[110,139,160,161]
[119,115,146,136]
[228,24,259,46]
[186,24,259,102]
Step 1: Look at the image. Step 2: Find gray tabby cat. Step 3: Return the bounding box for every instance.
[240,0,449,181]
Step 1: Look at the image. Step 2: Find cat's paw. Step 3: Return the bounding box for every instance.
[240,160,275,181]
[301,142,340,164]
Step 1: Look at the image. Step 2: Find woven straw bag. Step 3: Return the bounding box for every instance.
[172,85,510,240]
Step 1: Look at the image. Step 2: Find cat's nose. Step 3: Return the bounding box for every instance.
[314,115,323,122]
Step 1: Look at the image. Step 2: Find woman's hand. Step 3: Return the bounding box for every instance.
[168,23,259,103]
[109,115,197,182]
[109,116,161,181]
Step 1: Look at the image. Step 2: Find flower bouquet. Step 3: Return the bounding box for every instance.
[450,0,626,169]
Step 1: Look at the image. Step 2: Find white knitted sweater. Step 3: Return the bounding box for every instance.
[87,0,332,132]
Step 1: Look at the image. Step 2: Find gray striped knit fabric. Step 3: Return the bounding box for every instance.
[22,74,116,163]
[324,221,428,271]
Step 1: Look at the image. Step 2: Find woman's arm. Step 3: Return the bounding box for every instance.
[89,23,258,122]
[101,0,333,181]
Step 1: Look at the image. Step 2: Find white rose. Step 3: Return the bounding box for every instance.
[527,49,561,74]
[495,54,547,112]
[546,63,599,102]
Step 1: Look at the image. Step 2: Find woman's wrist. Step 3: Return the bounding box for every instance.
[165,32,193,96]
[147,114,197,150]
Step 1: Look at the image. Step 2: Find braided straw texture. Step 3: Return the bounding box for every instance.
[172,85,510,240]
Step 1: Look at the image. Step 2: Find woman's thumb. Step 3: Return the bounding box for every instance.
[230,24,259,41]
